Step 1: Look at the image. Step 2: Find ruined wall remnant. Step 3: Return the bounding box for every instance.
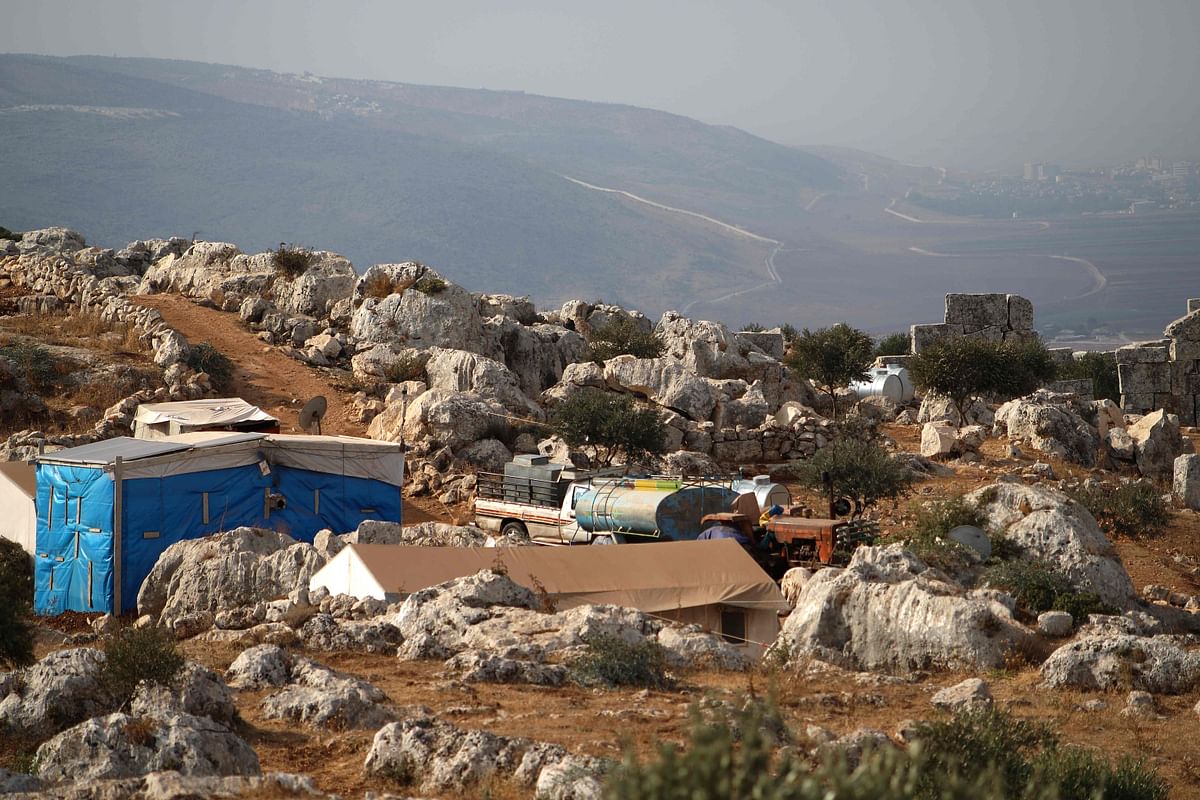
[1117,299,1200,425]
[910,293,1037,353]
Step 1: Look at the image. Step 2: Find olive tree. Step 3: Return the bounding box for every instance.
[797,437,913,513]
[784,323,873,418]
[550,391,667,466]
[909,337,1056,424]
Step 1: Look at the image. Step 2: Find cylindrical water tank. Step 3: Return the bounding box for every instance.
[850,370,903,402]
[731,475,791,510]
[850,366,915,403]
[575,481,738,541]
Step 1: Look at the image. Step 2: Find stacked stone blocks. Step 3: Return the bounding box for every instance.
[1117,300,1200,426]
[910,293,1036,353]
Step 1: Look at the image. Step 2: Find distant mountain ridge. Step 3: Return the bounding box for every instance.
[0,54,844,320]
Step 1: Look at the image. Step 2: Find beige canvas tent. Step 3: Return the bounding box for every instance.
[133,398,279,440]
[0,461,36,556]
[309,538,788,657]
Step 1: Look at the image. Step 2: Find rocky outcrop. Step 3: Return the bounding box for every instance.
[1125,409,1190,481]
[137,528,327,629]
[392,570,749,670]
[0,648,112,740]
[423,347,541,417]
[368,389,505,453]
[35,711,260,783]
[350,263,486,353]
[363,715,605,796]
[993,390,1101,466]
[773,545,1036,673]
[1041,634,1200,694]
[968,483,1134,608]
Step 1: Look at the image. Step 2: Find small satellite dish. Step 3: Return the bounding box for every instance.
[298,395,328,435]
[948,525,991,560]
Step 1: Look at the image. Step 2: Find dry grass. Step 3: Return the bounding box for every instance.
[2,310,144,355]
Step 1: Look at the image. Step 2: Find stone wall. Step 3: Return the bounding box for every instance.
[910,293,1036,353]
[1117,299,1200,425]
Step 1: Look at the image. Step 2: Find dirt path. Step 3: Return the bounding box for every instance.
[132,295,365,437]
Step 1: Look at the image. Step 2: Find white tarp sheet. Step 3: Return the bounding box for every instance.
[134,398,276,438]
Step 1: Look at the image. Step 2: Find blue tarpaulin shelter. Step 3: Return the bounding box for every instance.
[33,432,404,615]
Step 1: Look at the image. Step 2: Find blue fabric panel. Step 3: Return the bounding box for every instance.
[269,466,401,540]
[119,464,270,613]
[34,464,114,615]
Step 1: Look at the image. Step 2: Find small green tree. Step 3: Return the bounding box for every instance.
[186,342,235,392]
[873,331,911,358]
[1057,351,1120,404]
[0,539,35,669]
[588,318,665,362]
[785,323,873,418]
[797,438,913,513]
[551,391,666,466]
[909,337,1056,424]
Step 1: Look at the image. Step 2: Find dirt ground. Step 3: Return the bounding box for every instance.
[131,295,365,437]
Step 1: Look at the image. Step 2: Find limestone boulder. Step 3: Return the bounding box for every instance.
[139,242,273,302]
[349,344,429,381]
[968,483,1134,608]
[424,347,541,417]
[930,678,992,712]
[270,251,356,318]
[35,712,260,783]
[1041,634,1200,694]
[367,389,503,450]
[1126,409,1189,481]
[261,656,395,730]
[993,390,1101,466]
[917,393,993,427]
[226,644,291,690]
[136,528,327,629]
[483,317,589,398]
[130,662,239,729]
[476,293,537,324]
[350,264,485,353]
[1176,454,1200,511]
[364,715,605,796]
[920,422,957,458]
[0,648,113,740]
[603,355,722,421]
[456,438,513,473]
[773,545,1036,673]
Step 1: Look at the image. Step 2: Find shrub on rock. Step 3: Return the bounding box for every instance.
[101,626,185,705]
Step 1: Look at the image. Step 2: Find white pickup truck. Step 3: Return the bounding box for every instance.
[473,455,740,545]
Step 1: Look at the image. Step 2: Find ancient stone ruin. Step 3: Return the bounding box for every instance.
[1116,299,1200,426]
[909,292,1037,353]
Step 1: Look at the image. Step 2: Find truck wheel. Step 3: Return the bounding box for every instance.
[500,521,529,541]
[590,535,615,545]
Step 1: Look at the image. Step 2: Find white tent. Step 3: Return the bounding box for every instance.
[310,539,788,657]
[133,398,278,440]
[0,461,36,556]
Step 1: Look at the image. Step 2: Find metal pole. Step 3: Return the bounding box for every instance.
[113,456,123,615]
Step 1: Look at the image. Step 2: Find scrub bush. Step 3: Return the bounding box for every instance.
[0,538,35,668]
[569,634,674,691]
[101,626,185,704]
[1068,481,1170,539]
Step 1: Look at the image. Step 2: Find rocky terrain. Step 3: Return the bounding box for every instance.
[4,226,1200,798]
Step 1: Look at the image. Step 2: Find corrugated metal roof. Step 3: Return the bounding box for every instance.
[35,437,191,467]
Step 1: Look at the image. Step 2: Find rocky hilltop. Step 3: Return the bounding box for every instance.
[4,226,1200,798]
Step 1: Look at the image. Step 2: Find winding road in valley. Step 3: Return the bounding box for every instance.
[561,175,784,314]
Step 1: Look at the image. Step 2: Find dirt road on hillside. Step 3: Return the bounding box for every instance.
[132,295,365,437]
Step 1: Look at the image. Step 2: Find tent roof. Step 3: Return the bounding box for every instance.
[36,432,405,486]
[339,539,789,613]
[134,398,277,427]
[0,461,35,499]
[37,436,190,466]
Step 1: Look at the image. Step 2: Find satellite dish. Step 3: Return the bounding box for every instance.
[298,395,328,435]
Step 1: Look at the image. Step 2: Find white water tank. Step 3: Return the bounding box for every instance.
[731,475,791,511]
[851,366,915,403]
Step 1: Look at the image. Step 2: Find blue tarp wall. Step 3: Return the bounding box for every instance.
[35,461,402,615]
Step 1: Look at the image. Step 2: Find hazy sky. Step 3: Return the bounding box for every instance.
[3,0,1197,168]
